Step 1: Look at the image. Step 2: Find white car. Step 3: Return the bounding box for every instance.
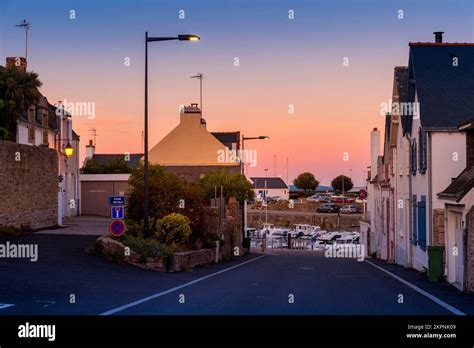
[339,205,358,214]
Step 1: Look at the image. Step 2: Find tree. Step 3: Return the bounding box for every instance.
[0,66,42,141]
[127,164,207,236]
[82,158,131,174]
[331,175,353,193]
[198,169,254,203]
[293,172,319,191]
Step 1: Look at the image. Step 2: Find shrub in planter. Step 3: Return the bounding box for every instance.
[155,213,192,246]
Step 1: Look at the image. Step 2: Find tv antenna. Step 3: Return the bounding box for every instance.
[190,73,203,116]
[88,128,98,146]
[15,19,30,60]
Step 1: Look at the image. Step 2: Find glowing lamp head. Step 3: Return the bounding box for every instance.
[65,142,74,157]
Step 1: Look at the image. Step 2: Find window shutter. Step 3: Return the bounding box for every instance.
[417,196,426,250]
[411,139,417,175]
[411,195,417,245]
[418,129,427,174]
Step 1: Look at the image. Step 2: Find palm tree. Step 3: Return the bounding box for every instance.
[0,66,42,141]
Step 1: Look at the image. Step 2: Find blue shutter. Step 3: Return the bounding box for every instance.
[418,196,426,250]
[411,195,417,245]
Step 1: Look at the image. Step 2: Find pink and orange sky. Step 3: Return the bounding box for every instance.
[1,0,473,185]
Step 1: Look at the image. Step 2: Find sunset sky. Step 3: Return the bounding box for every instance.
[1,0,473,186]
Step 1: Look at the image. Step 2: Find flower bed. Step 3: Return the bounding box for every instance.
[92,236,216,272]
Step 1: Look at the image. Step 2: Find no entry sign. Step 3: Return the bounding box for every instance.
[109,220,126,237]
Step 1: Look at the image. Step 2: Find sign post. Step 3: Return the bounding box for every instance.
[109,196,126,236]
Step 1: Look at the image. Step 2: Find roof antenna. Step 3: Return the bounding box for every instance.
[15,19,30,60]
[190,73,203,116]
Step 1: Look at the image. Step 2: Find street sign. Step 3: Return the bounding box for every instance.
[111,206,124,220]
[109,196,125,205]
[109,220,126,237]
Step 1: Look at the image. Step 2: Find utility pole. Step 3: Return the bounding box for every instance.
[274,154,276,177]
[264,168,269,224]
[286,157,289,184]
[15,19,30,60]
[190,73,203,115]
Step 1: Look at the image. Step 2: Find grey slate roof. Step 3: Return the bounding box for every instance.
[406,43,474,131]
[251,177,288,189]
[438,166,474,202]
[91,154,144,169]
[211,132,240,150]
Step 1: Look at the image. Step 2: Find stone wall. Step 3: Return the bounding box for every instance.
[466,206,474,292]
[201,198,243,259]
[432,209,445,246]
[0,140,58,229]
[248,211,361,231]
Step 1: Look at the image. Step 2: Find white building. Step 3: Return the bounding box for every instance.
[10,56,81,225]
[366,33,474,279]
[249,177,289,201]
[437,119,474,291]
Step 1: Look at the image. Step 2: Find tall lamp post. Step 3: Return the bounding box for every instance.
[240,135,269,247]
[144,32,200,239]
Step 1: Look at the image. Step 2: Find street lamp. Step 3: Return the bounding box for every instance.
[64,142,73,157]
[241,135,270,176]
[143,32,200,239]
[240,135,270,248]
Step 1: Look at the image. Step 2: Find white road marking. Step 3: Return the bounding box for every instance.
[365,260,466,315]
[0,303,15,310]
[35,300,56,307]
[100,255,266,315]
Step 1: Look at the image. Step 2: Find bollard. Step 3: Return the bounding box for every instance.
[262,238,266,253]
[288,234,292,250]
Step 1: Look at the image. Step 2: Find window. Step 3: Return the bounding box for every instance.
[418,129,427,174]
[410,139,417,175]
[418,196,426,250]
[411,195,417,245]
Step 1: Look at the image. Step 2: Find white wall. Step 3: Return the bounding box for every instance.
[254,188,289,200]
[431,132,466,209]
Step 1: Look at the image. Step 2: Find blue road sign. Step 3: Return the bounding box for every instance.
[109,196,125,205]
[111,206,124,220]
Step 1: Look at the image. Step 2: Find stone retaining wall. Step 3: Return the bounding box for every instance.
[0,140,58,229]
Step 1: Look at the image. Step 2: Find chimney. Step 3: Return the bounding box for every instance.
[370,127,381,180]
[6,57,27,73]
[433,31,444,43]
[180,103,202,124]
[85,140,95,160]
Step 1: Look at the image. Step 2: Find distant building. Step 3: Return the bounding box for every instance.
[250,177,289,201]
[79,141,143,216]
[147,104,241,181]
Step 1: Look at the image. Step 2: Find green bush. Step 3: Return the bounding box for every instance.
[121,234,173,260]
[155,213,192,246]
[0,225,21,236]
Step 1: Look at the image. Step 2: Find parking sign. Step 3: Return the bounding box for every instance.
[111,206,124,220]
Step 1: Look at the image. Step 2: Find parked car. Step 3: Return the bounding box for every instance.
[316,203,340,213]
[331,196,356,203]
[339,205,358,214]
[267,196,283,203]
[306,195,322,202]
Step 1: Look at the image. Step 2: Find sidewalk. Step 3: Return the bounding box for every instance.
[367,258,474,315]
[35,216,109,236]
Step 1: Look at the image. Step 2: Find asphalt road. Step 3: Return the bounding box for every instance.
[0,233,466,315]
